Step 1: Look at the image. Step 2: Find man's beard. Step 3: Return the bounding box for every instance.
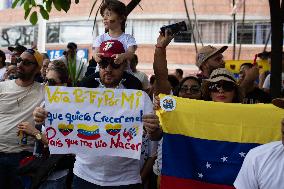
[16,71,34,81]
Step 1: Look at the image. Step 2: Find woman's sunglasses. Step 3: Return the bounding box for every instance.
[45,78,61,86]
[16,57,37,66]
[99,58,121,69]
[179,85,201,94]
[208,81,236,93]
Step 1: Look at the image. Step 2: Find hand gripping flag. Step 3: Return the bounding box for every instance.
[158,95,283,189]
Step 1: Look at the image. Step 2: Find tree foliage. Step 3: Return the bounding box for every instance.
[12,0,79,25]
[12,0,141,26]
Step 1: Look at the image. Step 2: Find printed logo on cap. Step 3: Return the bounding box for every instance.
[103,41,115,52]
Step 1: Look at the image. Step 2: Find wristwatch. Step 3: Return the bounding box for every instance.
[34,132,42,140]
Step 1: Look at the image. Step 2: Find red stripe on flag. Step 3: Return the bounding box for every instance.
[161,175,235,189]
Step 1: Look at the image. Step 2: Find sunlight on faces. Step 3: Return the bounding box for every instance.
[16,52,38,81]
[206,53,225,70]
[45,70,63,86]
[99,60,126,88]
[209,81,236,103]
[41,59,50,78]
[102,9,124,30]
[179,79,202,100]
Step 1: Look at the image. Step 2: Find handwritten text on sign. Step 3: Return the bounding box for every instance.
[45,86,152,160]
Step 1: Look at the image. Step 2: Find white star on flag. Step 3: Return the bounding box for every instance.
[206,162,211,168]
[221,156,228,162]
[198,173,203,178]
[239,152,246,157]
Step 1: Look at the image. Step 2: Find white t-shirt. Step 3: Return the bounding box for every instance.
[93,33,137,72]
[73,90,153,186]
[234,141,284,189]
[262,73,284,90]
[93,33,137,51]
[0,67,6,81]
[133,71,150,90]
[0,80,44,153]
[139,132,158,169]
[153,139,163,176]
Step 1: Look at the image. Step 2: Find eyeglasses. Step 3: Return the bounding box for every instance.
[45,78,61,86]
[208,81,236,93]
[179,85,201,94]
[16,57,37,66]
[99,58,121,69]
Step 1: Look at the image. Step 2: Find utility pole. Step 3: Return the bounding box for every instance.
[269,0,283,98]
[232,0,236,60]
[37,0,46,52]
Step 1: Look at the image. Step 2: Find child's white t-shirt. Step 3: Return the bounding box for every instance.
[93,33,137,72]
[93,33,137,51]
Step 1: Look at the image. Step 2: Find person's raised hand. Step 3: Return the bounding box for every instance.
[156,29,175,49]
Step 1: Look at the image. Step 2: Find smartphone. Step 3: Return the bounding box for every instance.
[160,21,187,36]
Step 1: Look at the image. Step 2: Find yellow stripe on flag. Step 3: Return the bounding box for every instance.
[158,95,283,144]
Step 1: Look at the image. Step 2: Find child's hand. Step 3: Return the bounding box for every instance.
[112,53,126,65]
[94,53,104,63]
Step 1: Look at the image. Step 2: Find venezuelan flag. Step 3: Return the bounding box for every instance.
[158,95,283,189]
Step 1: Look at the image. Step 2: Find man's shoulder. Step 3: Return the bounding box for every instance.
[247,141,282,159]
[122,72,143,90]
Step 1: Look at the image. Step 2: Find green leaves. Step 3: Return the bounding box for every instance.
[12,0,20,8]
[39,5,49,20]
[29,11,38,25]
[12,0,75,25]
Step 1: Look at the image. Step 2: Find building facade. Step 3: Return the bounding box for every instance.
[0,0,275,75]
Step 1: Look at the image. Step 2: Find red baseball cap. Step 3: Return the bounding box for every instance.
[99,40,125,58]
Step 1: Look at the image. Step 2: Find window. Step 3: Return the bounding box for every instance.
[236,22,271,45]
[46,23,60,43]
[59,21,93,44]
[237,23,254,44]
[0,25,37,47]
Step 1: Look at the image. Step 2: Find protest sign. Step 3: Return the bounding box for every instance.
[45,86,152,160]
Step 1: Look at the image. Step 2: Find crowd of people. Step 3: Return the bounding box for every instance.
[0,0,283,189]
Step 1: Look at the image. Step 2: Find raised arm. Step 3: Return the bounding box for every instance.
[153,32,175,95]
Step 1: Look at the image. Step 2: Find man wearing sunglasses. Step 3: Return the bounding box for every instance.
[34,40,147,189]
[0,49,44,189]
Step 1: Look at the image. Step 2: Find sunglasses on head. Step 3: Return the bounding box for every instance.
[180,85,201,94]
[44,78,61,86]
[208,81,236,93]
[16,57,37,66]
[99,57,121,69]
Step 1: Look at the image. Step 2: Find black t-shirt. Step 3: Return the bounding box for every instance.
[243,87,271,104]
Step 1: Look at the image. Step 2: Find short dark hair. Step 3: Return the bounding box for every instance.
[150,75,155,85]
[168,75,180,92]
[67,42,77,50]
[176,68,183,76]
[0,50,6,66]
[174,76,201,96]
[240,62,253,69]
[41,53,49,60]
[100,0,127,32]
[130,54,138,66]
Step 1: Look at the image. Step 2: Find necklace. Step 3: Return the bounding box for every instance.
[16,83,34,107]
